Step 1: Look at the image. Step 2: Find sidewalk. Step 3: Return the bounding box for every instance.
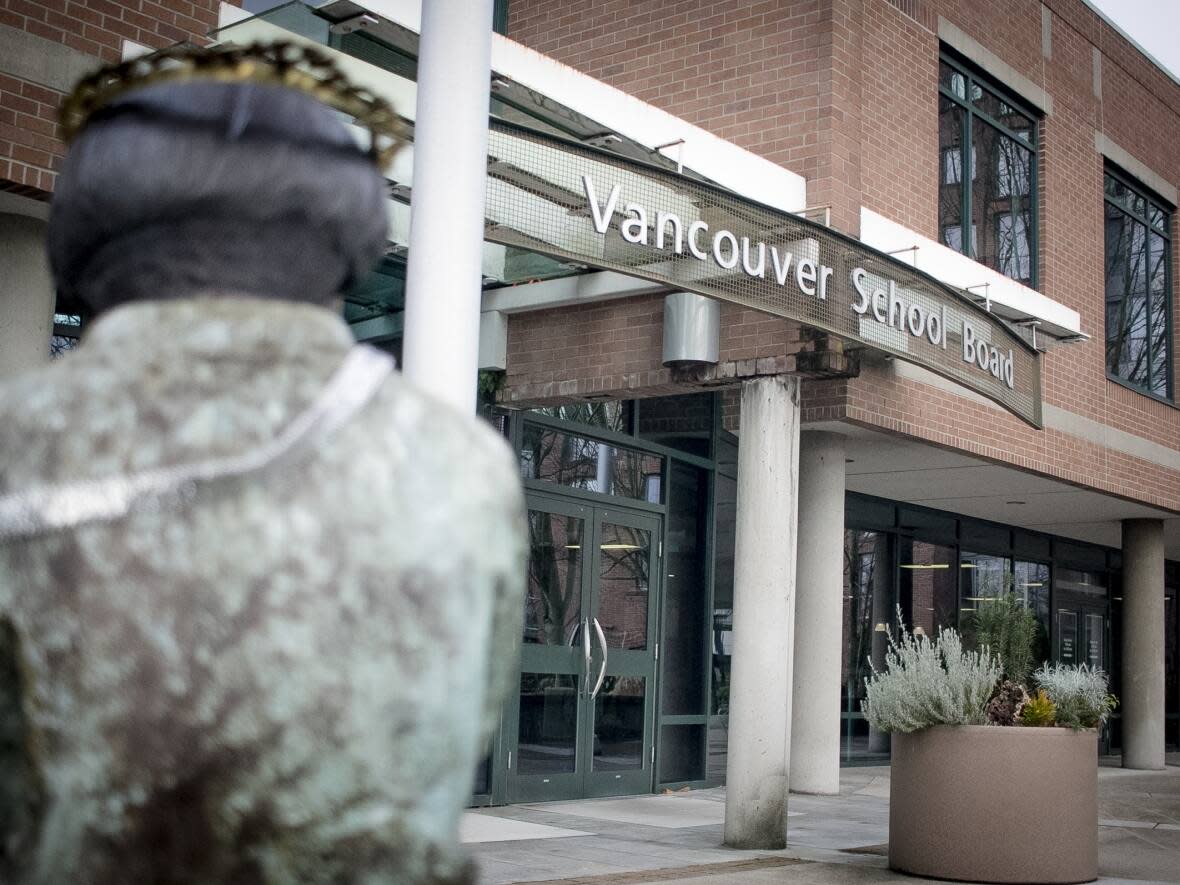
[462,755,1180,885]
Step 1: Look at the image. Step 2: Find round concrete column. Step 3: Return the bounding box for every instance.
[723,375,800,850]
[790,431,845,795]
[1121,518,1165,770]
[0,214,54,376]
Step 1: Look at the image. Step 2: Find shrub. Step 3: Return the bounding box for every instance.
[1021,690,1056,727]
[969,593,1039,686]
[1033,663,1118,729]
[862,615,1001,734]
[986,679,1029,726]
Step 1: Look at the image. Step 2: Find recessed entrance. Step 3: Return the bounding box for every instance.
[506,493,661,803]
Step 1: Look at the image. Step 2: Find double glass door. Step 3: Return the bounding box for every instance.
[508,494,660,803]
[1055,569,1108,670]
[1056,604,1107,670]
[1055,569,1109,753]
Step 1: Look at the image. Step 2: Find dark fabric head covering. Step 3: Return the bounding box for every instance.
[48,81,389,313]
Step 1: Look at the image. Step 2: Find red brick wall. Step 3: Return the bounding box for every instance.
[860,0,937,238]
[852,0,1180,456]
[503,295,801,405]
[0,0,220,62]
[509,0,868,231]
[806,360,1180,514]
[0,0,231,198]
[505,0,1180,510]
[0,72,63,196]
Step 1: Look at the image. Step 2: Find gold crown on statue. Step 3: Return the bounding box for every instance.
[59,41,407,167]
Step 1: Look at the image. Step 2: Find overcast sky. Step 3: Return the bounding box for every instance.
[1087,0,1180,81]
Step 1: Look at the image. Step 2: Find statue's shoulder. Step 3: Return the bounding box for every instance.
[365,368,519,488]
[361,368,524,510]
[0,354,109,494]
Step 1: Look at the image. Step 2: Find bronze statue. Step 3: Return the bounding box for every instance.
[0,42,524,884]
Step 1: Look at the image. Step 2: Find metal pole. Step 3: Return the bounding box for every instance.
[401,0,494,412]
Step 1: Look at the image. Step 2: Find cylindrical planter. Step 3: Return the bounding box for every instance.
[889,725,1097,884]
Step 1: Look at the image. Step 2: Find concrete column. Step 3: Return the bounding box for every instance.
[1121,518,1165,770]
[401,0,493,412]
[0,214,54,376]
[723,375,800,850]
[790,431,845,795]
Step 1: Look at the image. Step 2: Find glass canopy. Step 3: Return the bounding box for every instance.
[210,1,704,344]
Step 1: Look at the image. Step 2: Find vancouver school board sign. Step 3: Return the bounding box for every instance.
[483,120,1043,426]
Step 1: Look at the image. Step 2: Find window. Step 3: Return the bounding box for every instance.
[939,53,1038,287]
[841,529,891,763]
[941,145,975,185]
[1015,559,1051,665]
[50,313,84,359]
[942,223,976,254]
[898,539,957,637]
[1104,166,1172,399]
[957,552,1049,666]
[996,215,1030,281]
[519,423,664,503]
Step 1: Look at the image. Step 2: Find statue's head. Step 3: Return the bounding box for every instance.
[49,43,400,314]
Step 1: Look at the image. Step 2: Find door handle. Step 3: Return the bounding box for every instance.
[582,617,592,696]
[590,617,608,700]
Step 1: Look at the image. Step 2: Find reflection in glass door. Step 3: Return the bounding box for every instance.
[513,500,588,801]
[1056,609,1106,669]
[588,517,656,797]
[508,495,660,802]
[842,530,891,763]
[1055,568,1108,670]
[1054,567,1110,753]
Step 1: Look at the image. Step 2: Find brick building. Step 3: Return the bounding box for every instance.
[0,0,1177,822]
[489,0,1180,809]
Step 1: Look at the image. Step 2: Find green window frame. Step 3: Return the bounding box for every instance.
[1104,165,1173,400]
[938,51,1039,288]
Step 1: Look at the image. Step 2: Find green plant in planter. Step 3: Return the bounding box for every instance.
[862,614,1001,734]
[1033,663,1117,729]
[1021,689,1056,727]
[969,592,1039,685]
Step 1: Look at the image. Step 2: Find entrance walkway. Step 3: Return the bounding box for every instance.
[463,755,1180,884]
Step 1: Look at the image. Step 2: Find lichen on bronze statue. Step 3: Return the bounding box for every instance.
[0,42,525,885]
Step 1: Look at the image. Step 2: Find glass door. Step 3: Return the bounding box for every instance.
[507,494,660,802]
[1055,568,1110,753]
[1055,569,1108,669]
[511,496,590,802]
[585,508,659,798]
[1056,607,1107,667]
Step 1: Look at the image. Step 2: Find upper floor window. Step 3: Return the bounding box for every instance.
[1105,167,1172,399]
[938,52,1039,287]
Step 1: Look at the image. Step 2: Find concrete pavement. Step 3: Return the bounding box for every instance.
[463,755,1180,884]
